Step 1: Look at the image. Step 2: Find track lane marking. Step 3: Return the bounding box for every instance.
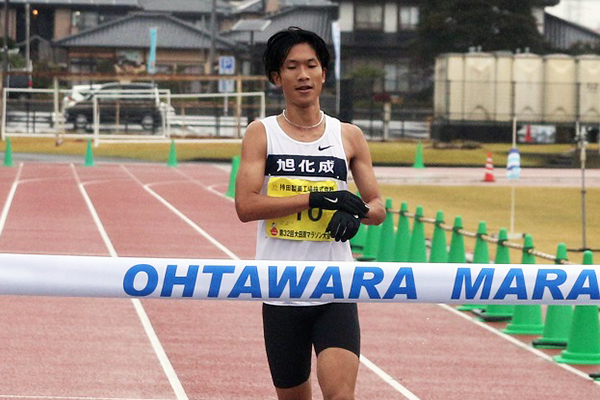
[120,164,240,260]
[0,162,23,237]
[438,304,600,385]
[125,164,422,399]
[0,396,172,400]
[71,164,188,400]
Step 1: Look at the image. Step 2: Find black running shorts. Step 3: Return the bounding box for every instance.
[262,302,361,389]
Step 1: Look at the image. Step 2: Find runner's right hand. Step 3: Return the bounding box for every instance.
[309,190,369,218]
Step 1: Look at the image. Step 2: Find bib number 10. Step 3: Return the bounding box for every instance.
[297,208,323,222]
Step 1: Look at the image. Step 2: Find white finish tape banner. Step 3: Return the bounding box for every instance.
[0,253,598,304]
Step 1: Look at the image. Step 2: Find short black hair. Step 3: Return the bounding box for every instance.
[263,27,330,84]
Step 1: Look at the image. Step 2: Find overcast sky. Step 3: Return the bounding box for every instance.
[546,0,600,31]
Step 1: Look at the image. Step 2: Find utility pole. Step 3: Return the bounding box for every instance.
[3,0,10,76]
[25,2,30,78]
[208,0,217,91]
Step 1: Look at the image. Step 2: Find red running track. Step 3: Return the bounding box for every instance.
[0,162,598,400]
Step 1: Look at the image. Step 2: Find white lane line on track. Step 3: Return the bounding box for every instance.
[0,396,172,400]
[438,304,600,385]
[120,164,240,260]
[142,165,422,400]
[0,162,23,237]
[360,355,422,400]
[70,164,189,400]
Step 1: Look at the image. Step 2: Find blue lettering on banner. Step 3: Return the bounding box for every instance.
[203,265,235,298]
[269,266,315,298]
[228,266,262,298]
[532,269,567,300]
[567,270,600,300]
[123,264,159,296]
[161,264,199,297]
[310,267,344,299]
[451,268,494,300]
[493,268,527,300]
[350,267,384,299]
[383,267,417,299]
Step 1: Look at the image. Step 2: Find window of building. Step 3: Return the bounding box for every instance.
[399,6,419,31]
[384,61,428,93]
[72,10,122,31]
[354,3,384,31]
[72,11,98,31]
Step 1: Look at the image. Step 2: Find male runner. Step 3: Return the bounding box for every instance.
[235,27,385,400]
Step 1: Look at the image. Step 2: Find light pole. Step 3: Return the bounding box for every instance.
[3,0,10,77]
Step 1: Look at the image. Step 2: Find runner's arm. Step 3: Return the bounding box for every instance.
[235,120,310,223]
[343,123,386,226]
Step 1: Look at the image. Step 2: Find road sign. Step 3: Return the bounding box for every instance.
[219,56,235,75]
[219,79,235,93]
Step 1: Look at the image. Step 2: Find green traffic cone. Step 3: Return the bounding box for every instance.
[502,234,544,335]
[392,201,411,262]
[168,140,178,167]
[407,206,427,262]
[448,216,467,264]
[225,156,240,198]
[3,137,13,167]
[413,141,425,169]
[84,139,94,167]
[377,198,395,262]
[429,210,448,263]
[357,223,382,261]
[458,221,489,312]
[478,228,514,322]
[556,251,600,365]
[350,192,367,255]
[532,243,573,348]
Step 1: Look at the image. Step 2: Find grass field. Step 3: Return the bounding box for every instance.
[3,137,598,264]
[371,185,599,265]
[5,137,600,167]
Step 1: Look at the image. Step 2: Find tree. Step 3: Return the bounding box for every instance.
[415,0,549,66]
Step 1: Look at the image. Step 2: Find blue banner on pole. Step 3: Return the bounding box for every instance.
[147,28,157,74]
[507,148,521,180]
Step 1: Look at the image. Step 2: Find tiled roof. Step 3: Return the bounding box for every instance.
[224,6,337,45]
[138,0,231,14]
[54,13,240,50]
[9,0,139,6]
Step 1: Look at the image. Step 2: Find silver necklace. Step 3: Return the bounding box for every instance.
[282,109,324,129]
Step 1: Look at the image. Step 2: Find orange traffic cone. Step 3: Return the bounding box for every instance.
[483,152,495,182]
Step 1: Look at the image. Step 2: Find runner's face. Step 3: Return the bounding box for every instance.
[272,42,326,107]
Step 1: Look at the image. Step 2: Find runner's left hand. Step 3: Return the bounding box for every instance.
[326,211,361,242]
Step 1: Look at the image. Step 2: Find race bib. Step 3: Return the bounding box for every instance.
[266,177,337,241]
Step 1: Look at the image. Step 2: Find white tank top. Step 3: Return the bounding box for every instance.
[256,114,354,305]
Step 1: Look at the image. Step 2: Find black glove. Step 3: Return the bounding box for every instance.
[326,210,361,242]
[309,190,369,218]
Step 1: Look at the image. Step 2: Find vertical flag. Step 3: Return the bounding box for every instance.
[147,28,157,74]
[331,21,341,80]
[331,21,341,115]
